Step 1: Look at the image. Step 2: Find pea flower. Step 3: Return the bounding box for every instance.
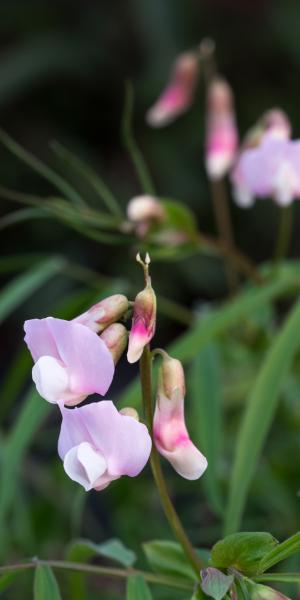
[127,255,156,364]
[74,294,129,333]
[24,317,114,406]
[153,352,208,480]
[205,77,238,180]
[232,136,300,208]
[58,400,152,491]
[146,51,199,127]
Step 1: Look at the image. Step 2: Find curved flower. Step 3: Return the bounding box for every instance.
[127,278,156,364]
[24,317,114,405]
[153,353,207,480]
[232,136,300,207]
[58,400,152,491]
[146,52,199,127]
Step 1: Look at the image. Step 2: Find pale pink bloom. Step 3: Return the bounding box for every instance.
[153,353,207,480]
[58,400,152,491]
[205,78,238,180]
[24,317,114,406]
[127,195,165,238]
[146,52,199,127]
[232,136,300,208]
[127,278,156,364]
[74,294,129,333]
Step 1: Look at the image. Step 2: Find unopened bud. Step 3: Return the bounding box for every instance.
[119,407,140,421]
[100,323,128,364]
[205,77,238,180]
[246,581,291,599]
[127,195,165,224]
[146,51,199,127]
[127,280,156,364]
[241,109,291,153]
[74,294,129,333]
[153,352,207,480]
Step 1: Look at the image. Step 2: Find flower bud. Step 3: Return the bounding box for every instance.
[127,279,156,364]
[153,352,207,480]
[205,77,238,180]
[246,581,291,599]
[100,323,128,364]
[127,195,166,238]
[74,294,129,333]
[146,51,199,127]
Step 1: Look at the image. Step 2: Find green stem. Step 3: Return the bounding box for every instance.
[273,204,293,263]
[0,559,192,591]
[139,346,202,576]
[210,180,239,293]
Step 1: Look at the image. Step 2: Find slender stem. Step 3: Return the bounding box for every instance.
[0,560,192,591]
[273,204,293,263]
[140,346,202,576]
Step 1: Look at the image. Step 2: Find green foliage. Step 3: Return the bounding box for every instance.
[126,575,153,600]
[143,540,209,582]
[33,566,62,600]
[259,531,300,572]
[67,538,136,567]
[211,533,278,576]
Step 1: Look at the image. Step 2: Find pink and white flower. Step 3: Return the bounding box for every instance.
[74,294,129,333]
[232,136,300,207]
[127,276,156,364]
[58,400,152,491]
[24,317,114,406]
[146,52,199,127]
[205,77,238,180]
[153,353,207,480]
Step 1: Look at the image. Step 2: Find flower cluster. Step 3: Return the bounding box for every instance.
[24,258,207,492]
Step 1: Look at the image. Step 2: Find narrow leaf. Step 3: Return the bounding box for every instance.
[67,538,136,567]
[190,343,223,515]
[0,571,18,592]
[260,532,300,572]
[126,575,152,600]
[34,565,61,600]
[224,296,300,535]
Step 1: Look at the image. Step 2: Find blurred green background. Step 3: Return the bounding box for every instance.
[1,0,300,598]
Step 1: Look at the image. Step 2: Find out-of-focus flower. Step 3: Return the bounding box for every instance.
[127,195,166,238]
[205,77,238,180]
[232,136,300,207]
[153,352,208,480]
[24,317,114,405]
[146,52,199,127]
[58,401,152,491]
[127,257,156,363]
[74,294,129,333]
[100,323,128,364]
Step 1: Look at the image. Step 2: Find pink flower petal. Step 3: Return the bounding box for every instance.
[24,318,60,362]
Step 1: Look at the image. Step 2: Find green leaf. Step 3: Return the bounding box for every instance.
[143,540,209,582]
[0,127,85,206]
[67,538,136,567]
[0,256,65,324]
[224,295,300,535]
[201,568,234,600]
[50,140,122,217]
[119,264,300,408]
[211,533,278,576]
[34,566,61,600]
[126,575,153,600]
[122,81,155,195]
[161,199,198,236]
[191,588,207,599]
[255,573,300,584]
[0,571,18,592]
[0,207,48,230]
[189,343,223,515]
[259,532,300,572]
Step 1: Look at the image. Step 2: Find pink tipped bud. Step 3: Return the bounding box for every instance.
[127,195,165,223]
[153,352,207,480]
[205,77,238,180]
[127,279,156,364]
[119,407,140,421]
[100,323,128,364]
[74,294,129,333]
[246,581,291,599]
[261,109,291,141]
[146,52,199,127]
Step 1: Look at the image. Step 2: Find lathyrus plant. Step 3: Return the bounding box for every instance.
[1,39,300,600]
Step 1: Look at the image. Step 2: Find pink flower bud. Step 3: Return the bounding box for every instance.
[127,195,166,238]
[146,52,199,127]
[100,323,128,364]
[246,581,291,599]
[153,352,207,480]
[74,294,129,333]
[127,277,156,364]
[261,109,291,141]
[205,77,238,180]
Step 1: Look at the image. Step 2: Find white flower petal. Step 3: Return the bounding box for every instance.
[64,442,107,491]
